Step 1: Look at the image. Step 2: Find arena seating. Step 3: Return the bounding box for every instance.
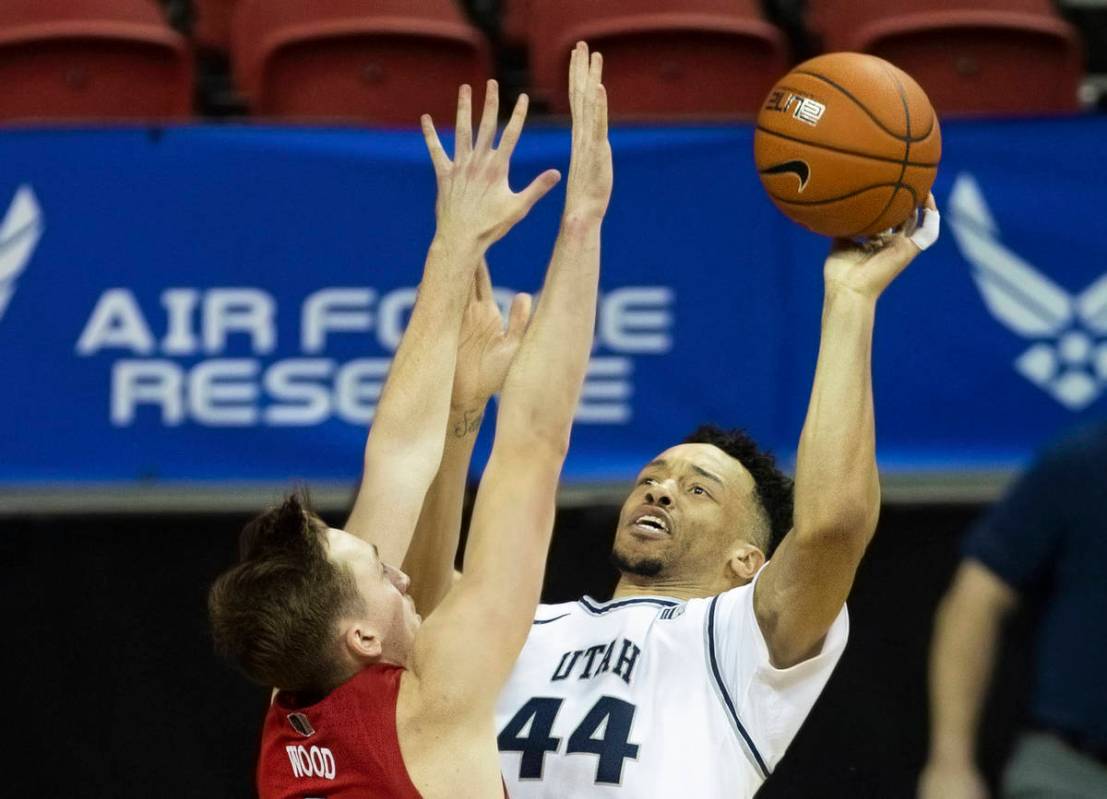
[0,0,193,121]
[192,0,236,51]
[527,0,790,117]
[0,1,1100,123]
[499,0,530,48]
[230,0,492,126]
[806,0,1085,114]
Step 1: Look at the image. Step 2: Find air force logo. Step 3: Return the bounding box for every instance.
[0,185,43,324]
[949,174,1107,410]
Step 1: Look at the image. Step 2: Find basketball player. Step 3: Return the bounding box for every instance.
[208,43,611,798]
[405,189,941,796]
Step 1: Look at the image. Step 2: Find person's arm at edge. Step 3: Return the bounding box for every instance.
[754,198,938,668]
[917,560,1016,799]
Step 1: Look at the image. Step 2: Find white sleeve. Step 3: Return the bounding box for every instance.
[704,566,849,773]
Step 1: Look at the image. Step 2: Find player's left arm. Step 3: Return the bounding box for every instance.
[754,197,940,668]
[344,82,559,568]
[401,258,532,616]
[408,42,610,717]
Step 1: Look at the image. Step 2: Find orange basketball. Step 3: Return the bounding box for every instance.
[754,52,941,239]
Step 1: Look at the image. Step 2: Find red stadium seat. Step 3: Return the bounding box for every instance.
[0,0,193,122]
[807,0,1084,115]
[193,0,238,52]
[528,0,790,118]
[231,0,493,126]
[501,0,530,48]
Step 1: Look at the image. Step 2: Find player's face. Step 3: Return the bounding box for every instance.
[325,528,421,665]
[612,444,761,583]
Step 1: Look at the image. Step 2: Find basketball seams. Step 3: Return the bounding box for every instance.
[901,70,937,141]
[850,65,912,237]
[792,69,933,143]
[913,112,936,141]
[754,126,939,168]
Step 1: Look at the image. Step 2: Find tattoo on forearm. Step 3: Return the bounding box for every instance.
[452,409,483,438]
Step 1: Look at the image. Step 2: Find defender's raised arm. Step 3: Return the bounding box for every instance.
[402,259,532,616]
[410,42,612,715]
[344,81,559,568]
[402,43,615,620]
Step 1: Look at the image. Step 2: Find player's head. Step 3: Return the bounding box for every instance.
[208,492,420,693]
[612,425,793,589]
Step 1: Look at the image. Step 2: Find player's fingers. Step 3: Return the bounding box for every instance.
[909,204,941,251]
[454,84,472,159]
[899,208,919,238]
[474,79,500,153]
[923,191,938,212]
[517,169,562,215]
[885,236,923,276]
[420,115,450,176]
[506,292,533,338]
[497,93,529,161]
[829,237,858,256]
[595,84,608,140]
[589,52,604,129]
[568,43,578,111]
[571,42,588,118]
[589,50,603,92]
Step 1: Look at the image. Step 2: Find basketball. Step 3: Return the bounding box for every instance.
[754,52,942,239]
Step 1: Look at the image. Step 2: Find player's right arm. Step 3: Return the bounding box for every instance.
[343,81,560,569]
[401,259,532,616]
[754,199,939,668]
[410,42,611,716]
[917,560,1015,799]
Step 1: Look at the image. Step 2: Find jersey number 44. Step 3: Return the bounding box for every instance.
[498,696,640,784]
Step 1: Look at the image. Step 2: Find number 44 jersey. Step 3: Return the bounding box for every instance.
[494,570,849,799]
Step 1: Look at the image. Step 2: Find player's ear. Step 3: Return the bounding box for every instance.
[343,622,383,662]
[726,541,765,584]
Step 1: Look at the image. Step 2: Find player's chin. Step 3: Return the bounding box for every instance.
[610,539,669,578]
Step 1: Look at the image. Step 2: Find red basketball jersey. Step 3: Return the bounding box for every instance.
[257,663,422,799]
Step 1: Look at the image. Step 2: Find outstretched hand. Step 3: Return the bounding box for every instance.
[824,193,940,300]
[422,81,561,248]
[452,259,531,411]
[564,42,612,220]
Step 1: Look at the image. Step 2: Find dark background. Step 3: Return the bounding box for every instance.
[3,500,1032,798]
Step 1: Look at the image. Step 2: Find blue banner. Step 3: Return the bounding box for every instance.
[1,119,1105,489]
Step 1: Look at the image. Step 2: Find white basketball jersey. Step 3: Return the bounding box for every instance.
[495,569,848,798]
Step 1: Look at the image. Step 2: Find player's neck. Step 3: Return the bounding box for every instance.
[611,574,722,601]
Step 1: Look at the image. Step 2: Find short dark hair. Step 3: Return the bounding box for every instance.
[683,424,793,557]
[208,492,364,692]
